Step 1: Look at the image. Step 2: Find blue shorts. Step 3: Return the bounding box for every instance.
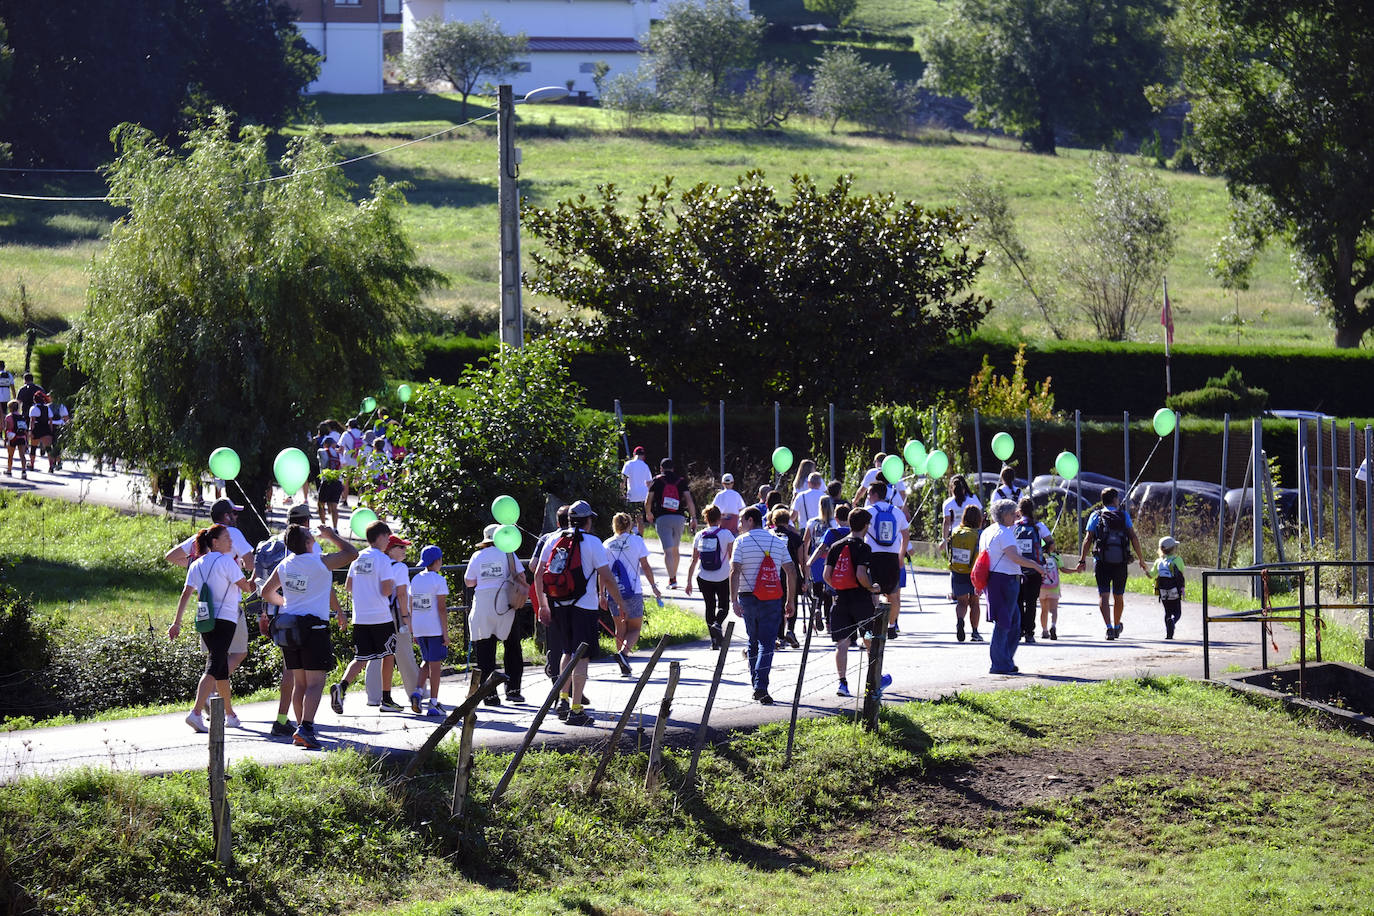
[416,635,449,663]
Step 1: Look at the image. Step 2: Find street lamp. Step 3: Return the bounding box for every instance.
[499,84,569,349]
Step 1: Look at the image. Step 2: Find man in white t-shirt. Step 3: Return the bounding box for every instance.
[332,520,399,713]
[0,361,13,405]
[532,499,626,727]
[864,481,911,639]
[621,446,653,534]
[710,472,747,534]
[165,499,254,572]
[790,472,827,526]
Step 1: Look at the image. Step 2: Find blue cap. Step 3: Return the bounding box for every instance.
[420,545,443,568]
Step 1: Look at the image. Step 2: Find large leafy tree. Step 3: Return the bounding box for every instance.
[524,171,990,404]
[0,0,316,167]
[400,15,526,119]
[921,0,1172,154]
[383,342,623,558]
[1171,0,1374,348]
[645,0,764,129]
[68,112,440,542]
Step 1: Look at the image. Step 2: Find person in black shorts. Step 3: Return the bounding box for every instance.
[823,508,890,699]
[1074,487,1148,640]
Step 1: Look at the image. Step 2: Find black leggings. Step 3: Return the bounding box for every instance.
[501,629,523,692]
[201,617,237,680]
[1018,572,1042,638]
[698,577,730,636]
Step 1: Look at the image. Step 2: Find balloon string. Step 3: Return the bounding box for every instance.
[230,478,273,534]
[1126,436,1166,498]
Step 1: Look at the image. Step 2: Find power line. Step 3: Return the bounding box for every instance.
[0,109,500,203]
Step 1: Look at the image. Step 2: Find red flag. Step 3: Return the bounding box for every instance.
[1161,278,1174,350]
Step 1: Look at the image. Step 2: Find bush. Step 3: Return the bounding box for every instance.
[1167,366,1268,417]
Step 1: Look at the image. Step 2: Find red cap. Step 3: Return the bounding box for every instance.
[633,445,646,454]
[384,534,411,551]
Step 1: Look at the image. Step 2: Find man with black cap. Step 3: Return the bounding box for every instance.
[165,498,254,572]
[645,458,697,589]
[621,445,653,535]
[533,499,628,727]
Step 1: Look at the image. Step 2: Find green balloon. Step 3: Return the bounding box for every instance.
[881,454,905,484]
[1153,407,1178,437]
[350,507,378,539]
[925,449,950,479]
[991,432,1015,461]
[273,447,311,495]
[493,524,522,554]
[1055,450,1080,480]
[362,396,378,413]
[902,439,926,468]
[909,453,928,476]
[491,494,520,526]
[772,446,794,475]
[397,384,413,403]
[208,447,240,481]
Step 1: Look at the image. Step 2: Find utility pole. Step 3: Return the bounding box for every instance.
[498,84,523,349]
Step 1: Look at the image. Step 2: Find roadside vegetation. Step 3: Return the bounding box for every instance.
[4,676,1372,915]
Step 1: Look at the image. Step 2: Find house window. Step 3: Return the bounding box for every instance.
[579,62,598,73]
[335,0,361,5]
[513,62,532,72]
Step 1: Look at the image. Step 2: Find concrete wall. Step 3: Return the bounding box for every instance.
[297,21,385,94]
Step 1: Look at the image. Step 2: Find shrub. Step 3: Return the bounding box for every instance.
[1167,366,1268,417]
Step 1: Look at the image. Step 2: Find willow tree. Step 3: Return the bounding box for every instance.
[69,111,440,541]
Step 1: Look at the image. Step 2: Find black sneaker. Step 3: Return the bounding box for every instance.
[379,697,404,712]
[329,682,345,714]
[556,698,571,721]
[270,720,295,737]
[506,692,525,704]
[483,694,502,707]
[1049,626,1058,640]
[1114,622,1125,638]
[970,630,984,642]
[616,654,633,678]
[565,709,595,727]
[1024,633,1036,644]
[1106,626,1116,640]
[785,632,800,649]
[753,689,774,706]
[956,620,966,642]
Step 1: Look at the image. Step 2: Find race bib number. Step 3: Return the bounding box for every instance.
[1017,537,1035,555]
[411,593,434,612]
[662,496,680,511]
[284,573,309,594]
[951,547,971,565]
[355,558,374,576]
[480,561,505,580]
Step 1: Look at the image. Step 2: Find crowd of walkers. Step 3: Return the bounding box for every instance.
[161,443,1188,748]
[2,364,69,479]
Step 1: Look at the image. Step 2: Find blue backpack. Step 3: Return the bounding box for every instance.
[871,502,898,547]
[607,536,638,596]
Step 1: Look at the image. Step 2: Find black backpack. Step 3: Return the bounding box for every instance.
[1094,508,1130,564]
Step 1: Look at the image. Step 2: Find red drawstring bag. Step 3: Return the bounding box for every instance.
[970,549,991,593]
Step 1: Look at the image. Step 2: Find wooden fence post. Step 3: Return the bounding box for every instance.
[207,696,232,867]
[686,621,734,785]
[589,635,669,793]
[450,670,482,817]
[490,641,589,806]
[644,662,680,791]
[861,612,888,731]
[784,615,815,768]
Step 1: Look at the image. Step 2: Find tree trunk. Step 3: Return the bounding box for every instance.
[1025,113,1057,155]
[1333,320,1368,349]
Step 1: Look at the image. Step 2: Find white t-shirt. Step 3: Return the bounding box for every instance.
[390,559,411,619]
[711,487,747,516]
[339,428,366,467]
[537,528,611,611]
[943,494,983,528]
[622,458,653,502]
[730,528,792,593]
[273,551,334,620]
[603,532,650,596]
[51,404,69,428]
[982,524,1023,575]
[186,552,243,623]
[693,525,735,582]
[863,500,909,554]
[464,544,510,591]
[409,569,450,637]
[789,487,826,525]
[348,546,396,625]
[860,468,882,489]
[0,371,13,403]
[993,484,1022,503]
[178,525,254,563]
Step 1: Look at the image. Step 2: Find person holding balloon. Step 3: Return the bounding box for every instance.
[464,524,521,707]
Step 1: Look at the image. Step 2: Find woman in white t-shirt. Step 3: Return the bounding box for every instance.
[464,524,518,706]
[603,512,660,670]
[941,474,983,544]
[980,500,1045,675]
[169,525,254,734]
[409,545,451,716]
[260,523,357,749]
[686,505,736,649]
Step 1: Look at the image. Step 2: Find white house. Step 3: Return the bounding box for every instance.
[291,0,747,96]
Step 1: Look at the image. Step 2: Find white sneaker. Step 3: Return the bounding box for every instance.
[224,713,241,728]
[185,710,208,733]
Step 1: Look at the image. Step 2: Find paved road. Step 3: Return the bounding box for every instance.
[1,470,1295,781]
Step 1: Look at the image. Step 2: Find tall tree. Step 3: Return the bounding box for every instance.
[921,0,1172,154]
[1172,0,1374,348]
[400,15,527,119]
[67,112,440,543]
[524,172,990,403]
[645,0,764,129]
[808,46,906,134]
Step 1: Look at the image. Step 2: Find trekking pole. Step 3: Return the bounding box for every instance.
[906,557,924,613]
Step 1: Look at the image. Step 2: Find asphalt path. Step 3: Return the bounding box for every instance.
[1,459,1296,782]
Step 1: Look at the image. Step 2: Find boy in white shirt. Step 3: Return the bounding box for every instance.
[622,445,653,533]
[332,521,399,713]
[409,545,451,716]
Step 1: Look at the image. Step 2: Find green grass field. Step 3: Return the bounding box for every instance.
[5,676,1372,915]
[0,89,1317,363]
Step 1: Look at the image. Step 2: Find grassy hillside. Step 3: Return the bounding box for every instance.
[0,91,1315,367]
